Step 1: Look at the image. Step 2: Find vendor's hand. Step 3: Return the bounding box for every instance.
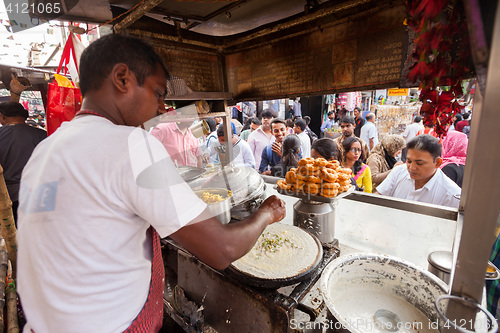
[259,195,286,223]
[271,142,282,157]
[395,161,405,167]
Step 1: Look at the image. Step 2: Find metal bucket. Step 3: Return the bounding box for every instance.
[194,188,231,224]
[320,253,448,333]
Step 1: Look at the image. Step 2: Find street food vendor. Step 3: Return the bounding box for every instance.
[17,34,286,333]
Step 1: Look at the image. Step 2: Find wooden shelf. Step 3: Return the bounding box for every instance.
[165,92,233,101]
[156,112,228,122]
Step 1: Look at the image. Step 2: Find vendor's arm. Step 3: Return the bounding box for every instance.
[169,195,286,270]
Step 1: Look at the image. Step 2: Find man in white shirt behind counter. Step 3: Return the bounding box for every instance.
[375,134,461,209]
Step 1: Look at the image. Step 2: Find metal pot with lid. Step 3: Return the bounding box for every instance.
[192,165,266,220]
[427,250,500,284]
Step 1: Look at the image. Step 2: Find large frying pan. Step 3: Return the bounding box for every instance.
[224,230,323,289]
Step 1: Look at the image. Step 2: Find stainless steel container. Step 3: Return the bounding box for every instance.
[196,165,266,220]
[194,188,231,224]
[427,251,453,284]
[321,253,449,333]
[427,250,500,284]
[293,200,335,244]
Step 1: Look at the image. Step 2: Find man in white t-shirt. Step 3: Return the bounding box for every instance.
[247,109,275,168]
[375,134,461,208]
[360,112,379,152]
[217,124,255,168]
[17,34,286,333]
[294,118,311,158]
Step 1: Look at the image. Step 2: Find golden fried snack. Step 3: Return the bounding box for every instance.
[298,157,315,166]
[338,179,351,187]
[320,168,338,183]
[308,175,322,184]
[285,170,297,184]
[322,182,340,191]
[304,182,320,195]
[339,185,350,193]
[337,173,351,181]
[326,160,340,170]
[305,164,315,174]
[296,173,308,181]
[290,167,297,173]
[277,179,291,190]
[295,180,306,190]
[320,189,338,198]
[314,158,327,167]
[340,167,352,175]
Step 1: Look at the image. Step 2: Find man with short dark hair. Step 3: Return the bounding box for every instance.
[217,125,255,168]
[294,119,311,158]
[17,34,285,333]
[260,118,288,175]
[375,135,461,208]
[353,107,365,137]
[321,111,336,133]
[0,102,46,224]
[248,109,275,169]
[455,112,470,133]
[360,112,379,151]
[240,117,261,141]
[334,115,369,161]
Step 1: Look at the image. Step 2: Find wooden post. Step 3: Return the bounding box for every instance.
[6,261,18,333]
[0,164,17,279]
[0,239,8,333]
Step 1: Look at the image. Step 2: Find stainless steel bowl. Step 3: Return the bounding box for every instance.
[195,188,232,224]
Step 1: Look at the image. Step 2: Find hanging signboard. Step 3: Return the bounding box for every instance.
[387,88,409,96]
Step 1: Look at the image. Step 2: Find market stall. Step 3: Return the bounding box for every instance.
[24,0,500,332]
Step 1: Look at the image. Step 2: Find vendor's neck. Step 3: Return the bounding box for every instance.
[80,100,123,125]
[414,171,436,190]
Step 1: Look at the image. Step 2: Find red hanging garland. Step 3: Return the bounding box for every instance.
[406,0,472,137]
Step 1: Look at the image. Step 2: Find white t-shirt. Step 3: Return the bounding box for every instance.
[297,131,311,158]
[376,164,461,208]
[247,126,274,169]
[18,116,207,333]
[360,121,379,151]
[402,122,424,143]
[232,138,256,168]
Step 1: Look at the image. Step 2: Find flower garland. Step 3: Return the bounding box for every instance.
[406,0,472,137]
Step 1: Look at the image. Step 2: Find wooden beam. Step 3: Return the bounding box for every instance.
[114,0,166,33]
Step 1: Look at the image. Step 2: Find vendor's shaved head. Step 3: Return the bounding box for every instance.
[79,34,169,97]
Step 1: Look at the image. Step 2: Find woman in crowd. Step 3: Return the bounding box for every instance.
[366,134,406,188]
[440,130,468,187]
[273,134,301,177]
[311,137,339,161]
[341,137,372,193]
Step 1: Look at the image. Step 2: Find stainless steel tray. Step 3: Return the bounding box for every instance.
[274,185,355,203]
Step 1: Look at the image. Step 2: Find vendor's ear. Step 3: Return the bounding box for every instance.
[435,157,443,168]
[111,63,133,93]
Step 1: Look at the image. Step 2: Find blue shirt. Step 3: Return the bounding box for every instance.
[321,119,336,132]
[259,145,282,174]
